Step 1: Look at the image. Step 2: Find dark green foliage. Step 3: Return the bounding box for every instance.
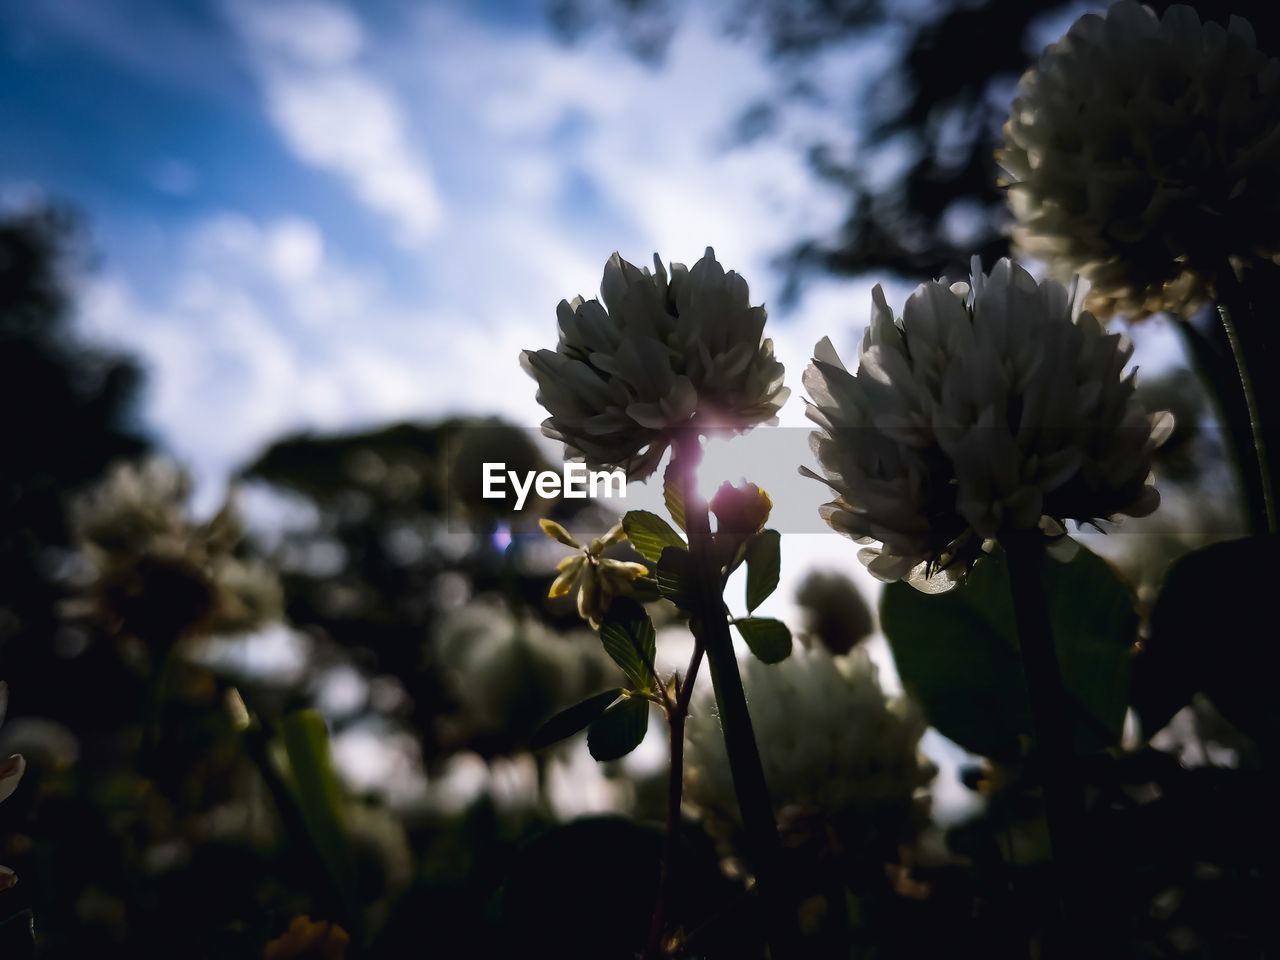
[743,529,781,613]
[278,710,362,938]
[598,598,657,692]
[656,545,697,611]
[621,509,685,565]
[1137,535,1280,753]
[734,617,792,663]
[587,696,650,761]
[662,459,686,531]
[882,544,1136,759]
[531,688,624,751]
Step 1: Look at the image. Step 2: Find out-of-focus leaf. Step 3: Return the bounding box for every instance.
[629,575,662,604]
[734,616,792,663]
[531,688,624,751]
[744,529,781,613]
[622,510,686,565]
[663,460,686,531]
[1138,535,1280,750]
[279,710,361,934]
[599,598,657,691]
[656,546,697,611]
[587,696,650,761]
[881,545,1135,759]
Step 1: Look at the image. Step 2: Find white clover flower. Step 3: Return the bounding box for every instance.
[803,258,1172,591]
[998,1,1280,317]
[522,248,789,480]
[684,647,933,860]
[434,600,614,750]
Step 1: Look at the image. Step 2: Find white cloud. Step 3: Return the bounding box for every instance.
[408,5,854,287]
[72,4,887,502]
[227,0,444,246]
[78,214,541,491]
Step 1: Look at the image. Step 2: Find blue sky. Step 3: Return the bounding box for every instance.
[0,0,889,484]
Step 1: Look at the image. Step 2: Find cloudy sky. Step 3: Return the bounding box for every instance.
[1,0,1179,489]
[0,0,897,482]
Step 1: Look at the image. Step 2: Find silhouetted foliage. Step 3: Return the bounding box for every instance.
[0,206,149,713]
[551,0,1280,293]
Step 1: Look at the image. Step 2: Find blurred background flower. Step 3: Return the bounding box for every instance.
[684,646,934,875]
[999,1,1280,318]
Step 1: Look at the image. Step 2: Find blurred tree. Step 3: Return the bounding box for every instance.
[549,0,1280,292]
[0,206,149,711]
[239,418,610,761]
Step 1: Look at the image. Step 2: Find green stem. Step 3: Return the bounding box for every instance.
[646,642,702,958]
[670,431,795,957]
[1216,263,1277,534]
[1004,534,1084,956]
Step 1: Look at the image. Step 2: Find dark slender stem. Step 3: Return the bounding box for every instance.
[677,639,704,715]
[1172,318,1264,535]
[647,608,706,957]
[1216,262,1277,534]
[1004,534,1084,955]
[670,431,794,957]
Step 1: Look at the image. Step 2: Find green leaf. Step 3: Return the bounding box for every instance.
[734,617,792,663]
[628,575,662,604]
[531,688,624,751]
[1137,535,1280,748]
[588,696,651,761]
[622,510,687,565]
[663,460,686,531]
[744,529,781,613]
[599,598,657,691]
[881,545,1136,759]
[656,546,698,611]
[279,710,362,932]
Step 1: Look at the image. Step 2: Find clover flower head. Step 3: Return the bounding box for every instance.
[684,647,933,861]
[72,459,282,642]
[434,599,613,748]
[998,0,1280,317]
[803,258,1172,591]
[541,519,648,628]
[521,248,789,480]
